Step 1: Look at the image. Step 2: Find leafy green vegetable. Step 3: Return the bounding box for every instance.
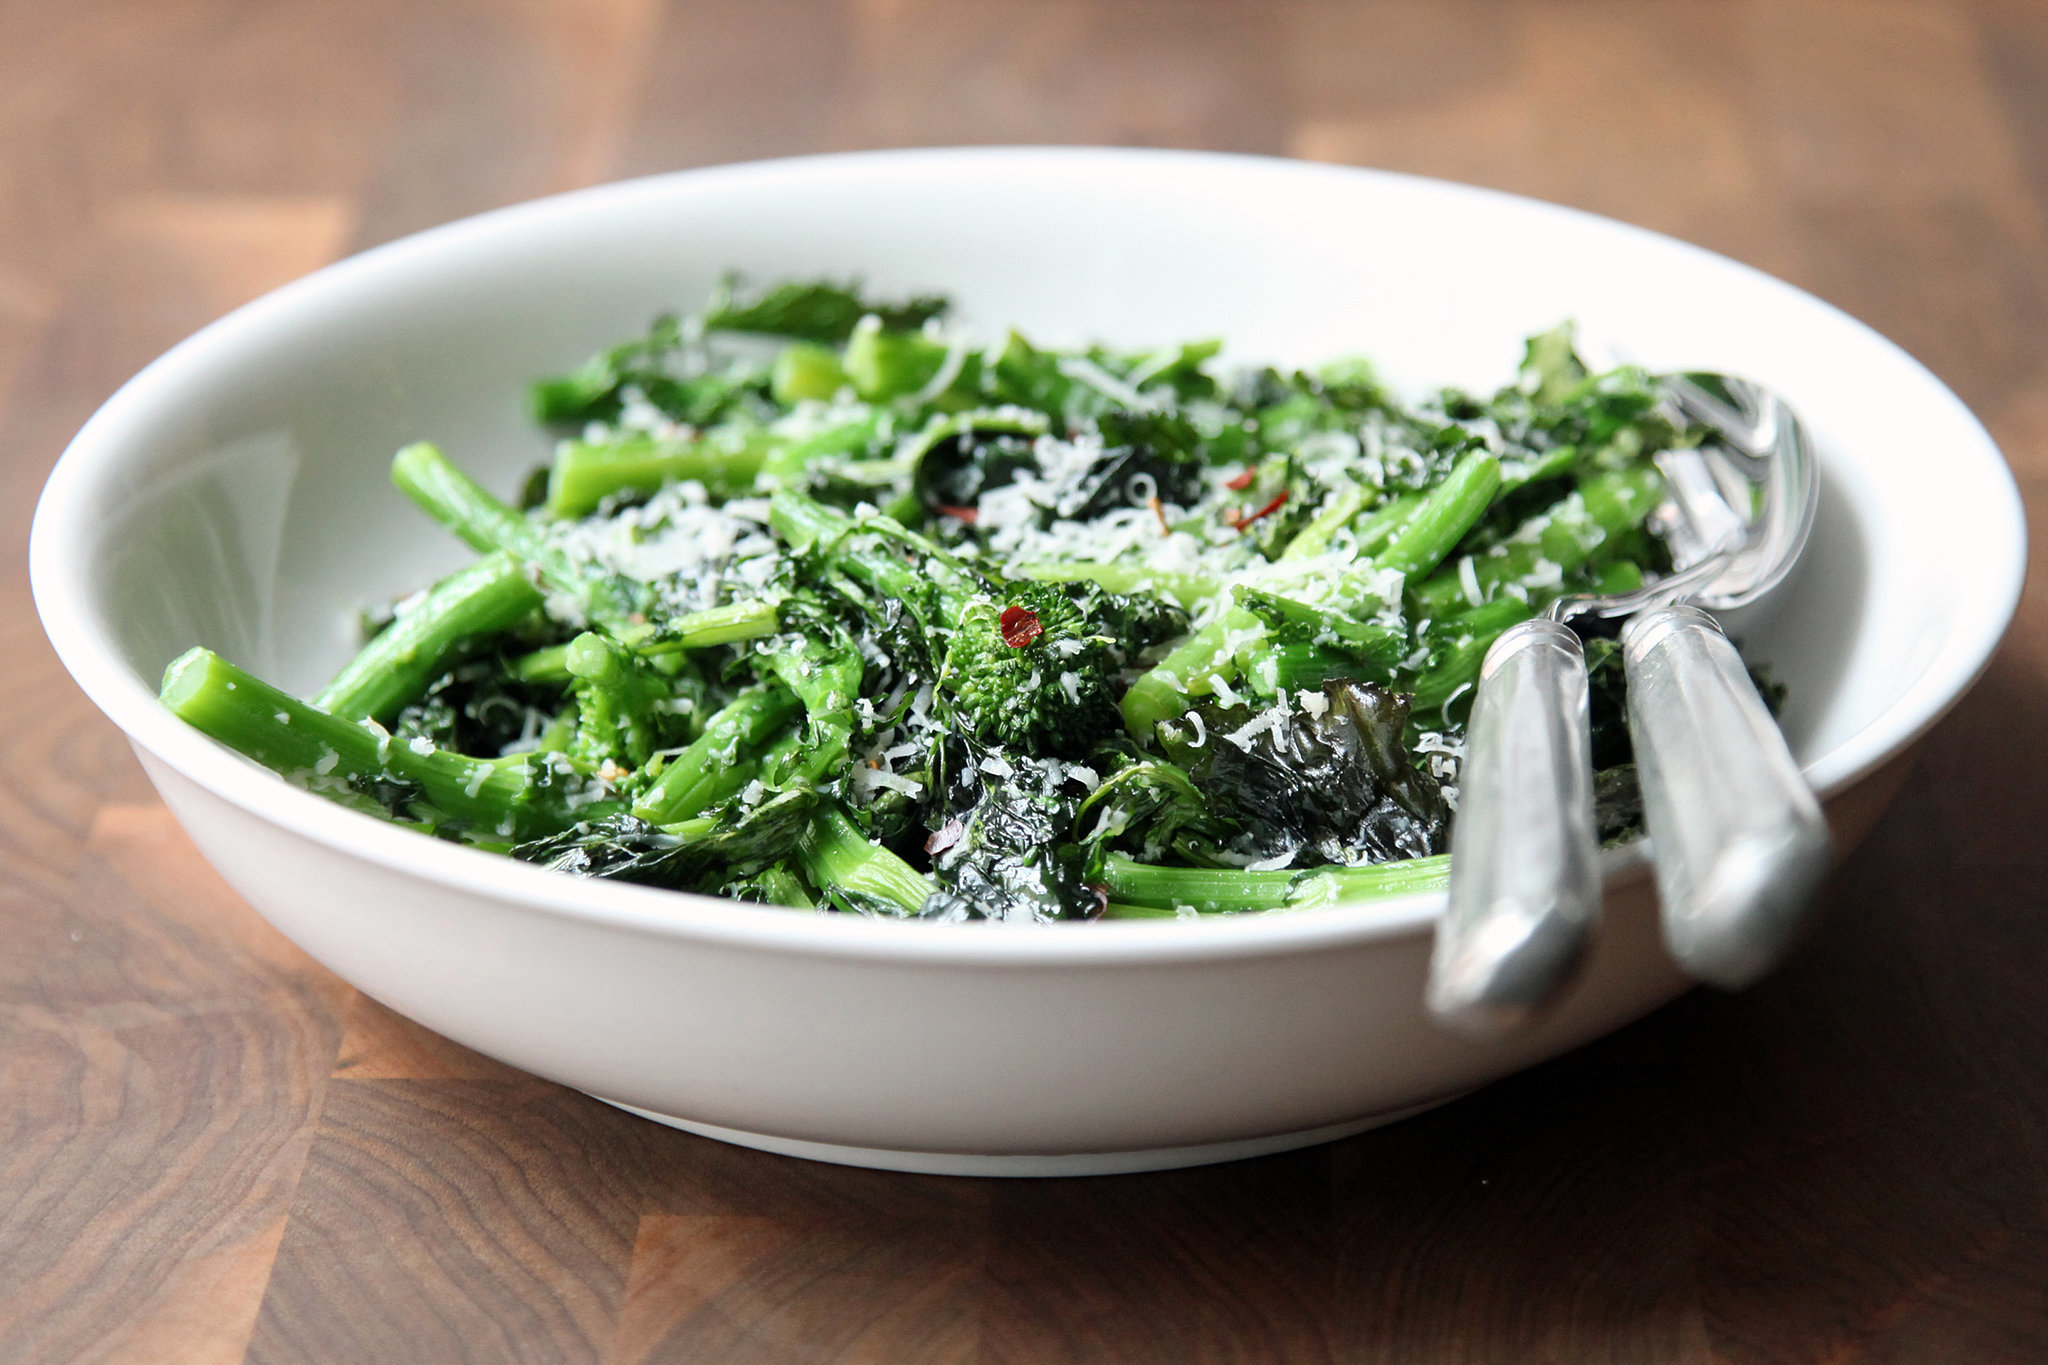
[706,276,949,344]
[160,278,1735,922]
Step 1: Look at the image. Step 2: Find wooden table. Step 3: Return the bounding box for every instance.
[5,2,2045,1360]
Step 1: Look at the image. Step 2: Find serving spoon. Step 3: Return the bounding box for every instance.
[1426,374,1830,1037]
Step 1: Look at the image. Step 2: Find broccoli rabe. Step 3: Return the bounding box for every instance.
[161,280,1716,921]
[940,579,1182,757]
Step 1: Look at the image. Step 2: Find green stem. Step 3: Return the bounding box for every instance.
[771,342,850,404]
[315,551,542,723]
[1278,483,1376,562]
[564,632,670,769]
[844,320,951,401]
[1373,451,1502,580]
[1098,852,1451,913]
[1347,491,1426,560]
[544,428,770,518]
[759,414,886,484]
[759,631,863,786]
[630,685,801,823]
[1119,613,1249,739]
[797,804,933,914]
[163,648,570,840]
[1407,464,1663,616]
[1409,599,1537,711]
[510,599,780,684]
[753,862,818,910]
[392,442,557,565]
[391,442,637,626]
[767,488,982,620]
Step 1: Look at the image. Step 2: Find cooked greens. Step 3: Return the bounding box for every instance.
[161,276,1708,922]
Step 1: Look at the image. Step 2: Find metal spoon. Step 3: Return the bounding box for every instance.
[1426,373,1829,1037]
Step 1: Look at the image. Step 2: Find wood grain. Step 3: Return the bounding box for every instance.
[4,2,2048,1361]
[246,1082,645,1365]
[0,807,347,1365]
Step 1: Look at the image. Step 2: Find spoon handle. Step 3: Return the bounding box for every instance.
[1429,618,1602,1037]
[1622,604,1832,987]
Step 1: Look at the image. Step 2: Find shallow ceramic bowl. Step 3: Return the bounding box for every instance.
[31,149,2026,1175]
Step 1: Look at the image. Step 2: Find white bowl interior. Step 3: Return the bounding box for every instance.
[37,149,2024,914]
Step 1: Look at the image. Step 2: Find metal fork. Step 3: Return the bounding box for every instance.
[1426,375,1831,1037]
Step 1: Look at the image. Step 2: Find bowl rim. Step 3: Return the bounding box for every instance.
[29,145,2029,967]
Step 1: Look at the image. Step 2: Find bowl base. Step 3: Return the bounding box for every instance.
[592,1095,1462,1177]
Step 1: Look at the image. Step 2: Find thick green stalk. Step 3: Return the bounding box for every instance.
[1232,586,1404,661]
[315,550,542,723]
[1344,491,1426,560]
[1283,855,1453,909]
[1585,558,1645,597]
[1408,599,1536,711]
[564,632,669,769]
[796,805,933,914]
[1230,586,1405,697]
[1097,851,1451,913]
[1245,643,1367,696]
[544,428,771,518]
[843,320,951,401]
[630,685,801,824]
[511,599,780,684]
[392,442,558,566]
[1372,451,1502,580]
[640,598,782,651]
[392,442,636,626]
[1119,613,1242,739]
[1099,902,1182,919]
[771,342,850,404]
[1407,464,1663,616]
[752,863,817,910]
[759,414,886,484]
[162,648,570,839]
[1117,482,1445,737]
[760,631,863,786]
[1499,443,1579,492]
[1278,483,1375,562]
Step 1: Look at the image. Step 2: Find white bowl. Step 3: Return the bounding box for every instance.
[31,149,2026,1175]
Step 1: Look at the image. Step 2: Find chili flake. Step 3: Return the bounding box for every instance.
[1238,491,1290,532]
[999,604,1044,648]
[935,503,980,524]
[1224,467,1256,491]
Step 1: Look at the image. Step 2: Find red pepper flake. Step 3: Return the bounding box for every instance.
[925,816,966,856]
[1237,491,1290,532]
[1224,467,1256,491]
[935,503,980,524]
[1221,506,1244,529]
[999,604,1044,648]
[1148,494,1170,534]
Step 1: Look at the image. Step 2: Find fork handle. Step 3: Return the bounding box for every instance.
[1429,618,1602,1037]
[1622,605,1832,987]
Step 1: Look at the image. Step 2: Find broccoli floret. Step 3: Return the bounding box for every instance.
[938,580,1124,756]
